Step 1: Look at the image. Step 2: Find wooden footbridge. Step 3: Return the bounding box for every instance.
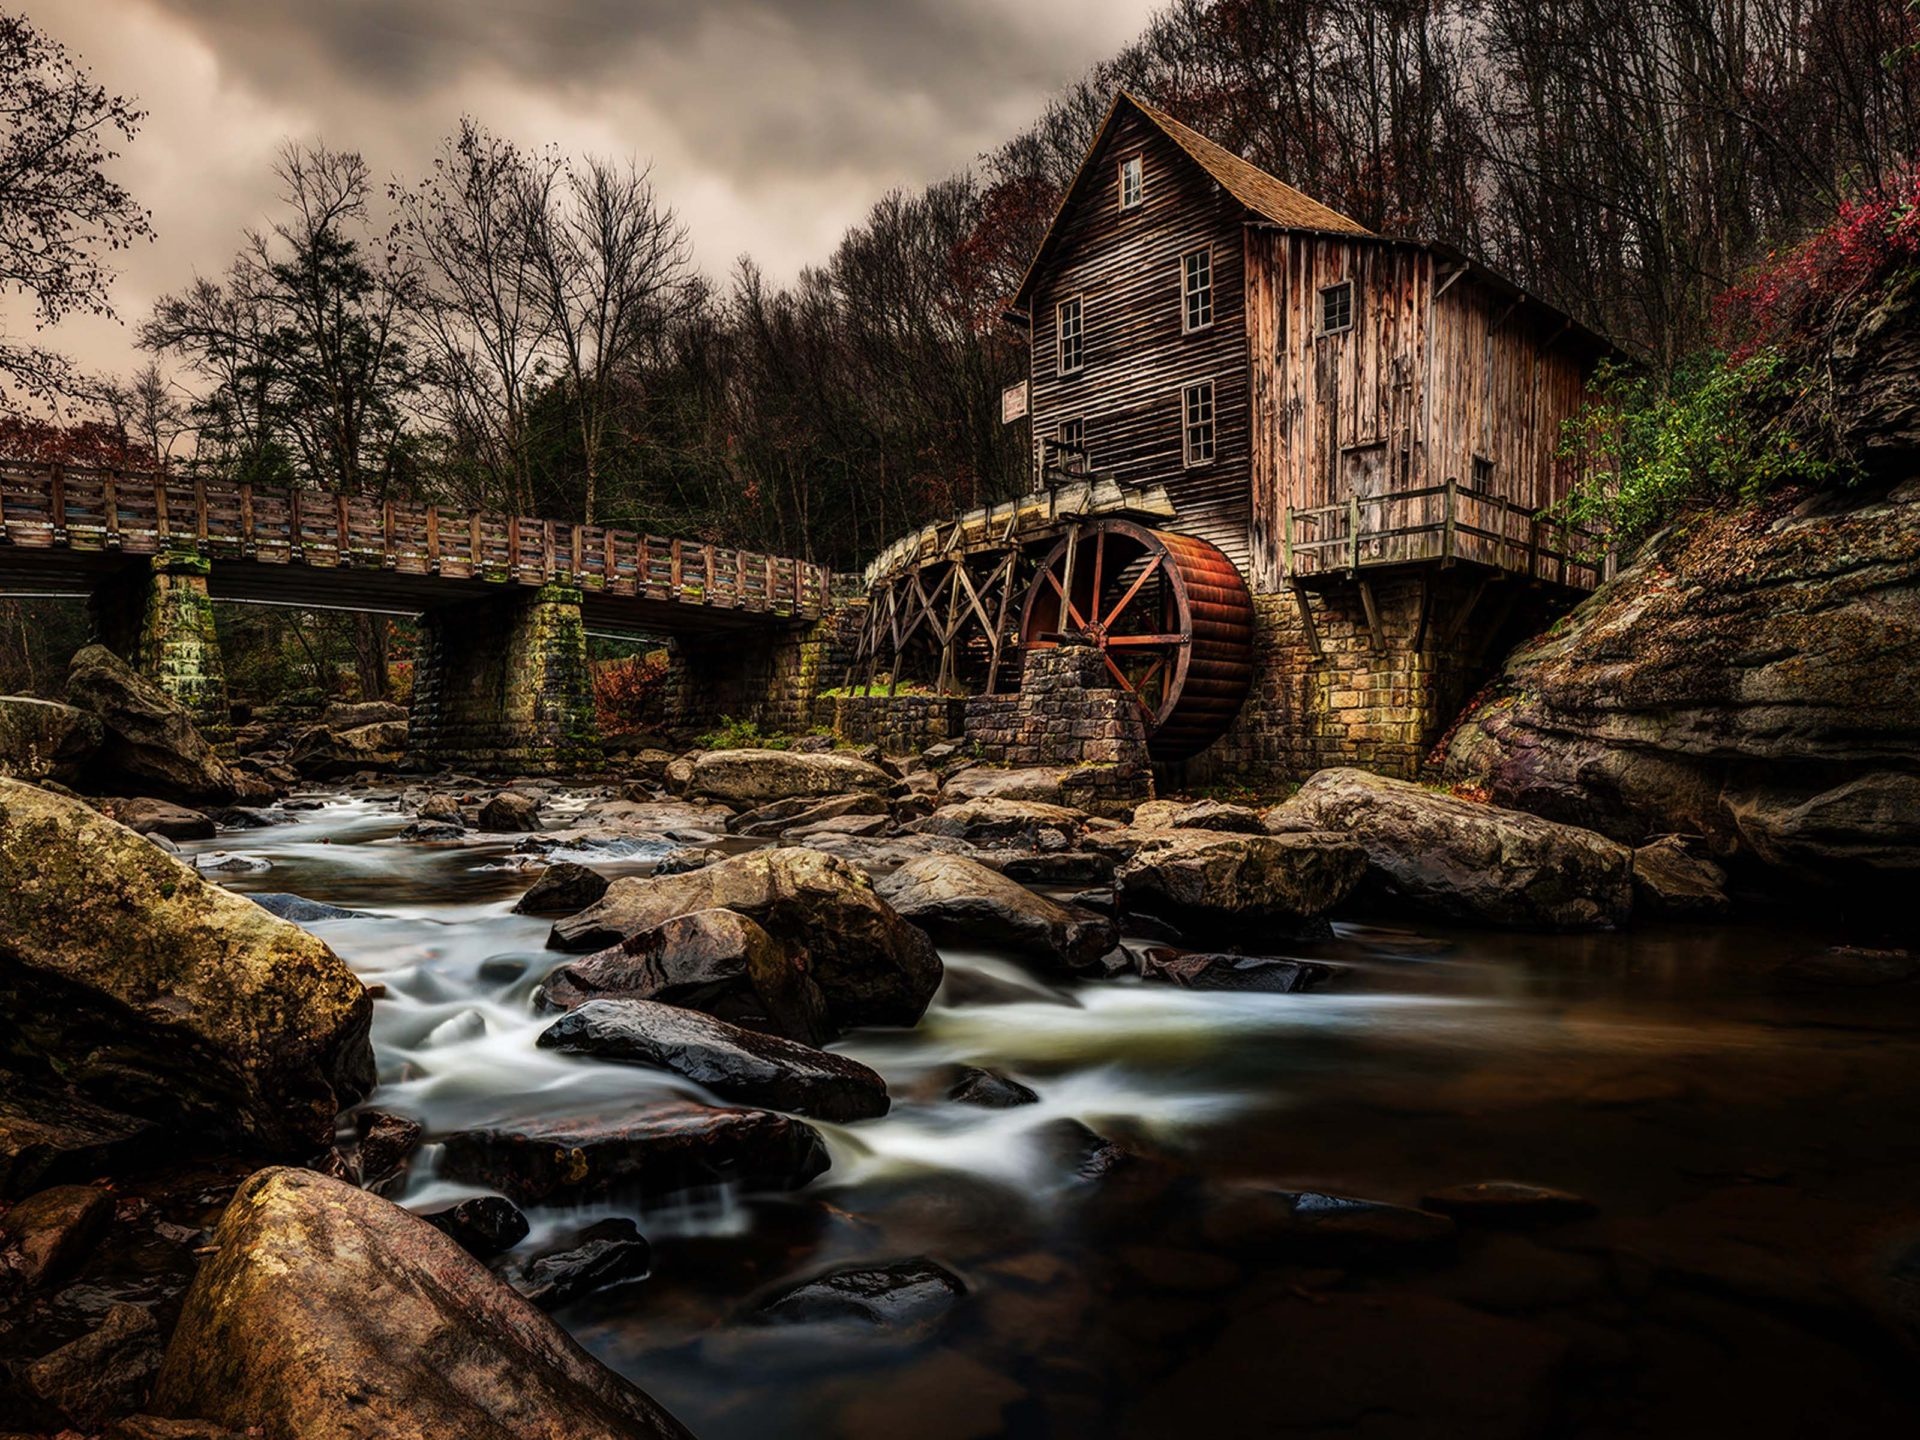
[0,461,831,633]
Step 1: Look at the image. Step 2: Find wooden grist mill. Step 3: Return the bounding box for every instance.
[849,92,1617,778]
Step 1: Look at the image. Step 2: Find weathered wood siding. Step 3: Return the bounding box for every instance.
[1247,233,1601,590]
[1027,109,1253,572]
[1246,232,1433,592]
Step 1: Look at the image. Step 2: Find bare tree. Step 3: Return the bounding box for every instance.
[98,359,185,465]
[519,153,694,524]
[0,10,152,405]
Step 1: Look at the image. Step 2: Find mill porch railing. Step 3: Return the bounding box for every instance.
[1280,476,1613,590]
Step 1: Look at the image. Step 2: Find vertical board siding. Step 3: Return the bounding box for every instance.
[1028,111,1253,573]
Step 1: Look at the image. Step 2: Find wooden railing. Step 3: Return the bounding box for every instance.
[0,461,831,619]
[1281,477,1611,590]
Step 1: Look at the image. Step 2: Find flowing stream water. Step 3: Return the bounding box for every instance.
[178,793,1920,1439]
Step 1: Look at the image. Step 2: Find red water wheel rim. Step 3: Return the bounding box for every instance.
[1017,519,1253,760]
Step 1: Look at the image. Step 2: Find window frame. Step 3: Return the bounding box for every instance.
[1118,155,1144,211]
[1056,293,1085,376]
[1181,246,1215,334]
[1181,379,1216,468]
[1057,417,1088,471]
[1319,280,1355,336]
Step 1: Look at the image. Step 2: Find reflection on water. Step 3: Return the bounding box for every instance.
[184,793,1920,1439]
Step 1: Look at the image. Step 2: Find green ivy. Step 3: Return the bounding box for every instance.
[697,715,790,751]
[1557,351,1847,545]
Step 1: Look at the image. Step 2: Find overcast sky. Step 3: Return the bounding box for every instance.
[17,0,1160,393]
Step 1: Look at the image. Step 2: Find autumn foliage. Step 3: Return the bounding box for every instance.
[592,651,670,735]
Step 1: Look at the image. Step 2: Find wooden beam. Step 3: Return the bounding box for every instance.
[1357,578,1386,651]
[1442,574,1491,646]
[1291,579,1325,661]
[1412,571,1434,653]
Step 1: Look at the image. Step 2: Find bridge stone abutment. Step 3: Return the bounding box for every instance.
[409,583,601,775]
[90,550,232,745]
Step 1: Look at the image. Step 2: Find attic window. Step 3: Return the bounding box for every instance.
[1182,247,1214,332]
[1057,295,1084,374]
[1119,155,1144,210]
[1320,281,1354,335]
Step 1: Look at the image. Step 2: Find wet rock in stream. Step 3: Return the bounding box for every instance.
[501,1218,652,1310]
[439,1102,831,1205]
[422,1195,530,1258]
[1421,1181,1597,1225]
[538,998,891,1121]
[1132,948,1335,993]
[512,860,611,915]
[877,854,1115,970]
[22,1298,164,1426]
[753,1257,966,1339]
[542,906,834,1047]
[0,1183,114,1289]
[1198,1185,1456,1263]
[249,891,370,923]
[947,1067,1040,1108]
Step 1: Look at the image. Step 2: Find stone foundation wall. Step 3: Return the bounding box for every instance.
[666,596,866,736]
[965,644,1151,768]
[410,583,599,774]
[825,694,960,754]
[1183,572,1559,788]
[91,552,231,746]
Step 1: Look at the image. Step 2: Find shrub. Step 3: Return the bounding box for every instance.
[697,715,789,751]
[1558,351,1843,545]
[592,651,670,734]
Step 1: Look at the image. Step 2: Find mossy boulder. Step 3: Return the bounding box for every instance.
[65,645,237,802]
[0,779,374,1154]
[152,1167,692,1440]
[686,748,895,806]
[0,697,103,783]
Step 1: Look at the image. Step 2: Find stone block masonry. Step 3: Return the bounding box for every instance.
[1183,571,1564,787]
[410,583,600,774]
[91,551,232,747]
[962,642,1154,807]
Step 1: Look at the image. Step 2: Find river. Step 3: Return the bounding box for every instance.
[179,792,1920,1439]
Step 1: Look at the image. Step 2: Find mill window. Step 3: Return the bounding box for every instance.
[1119,155,1143,210]
[1057,295,1084,375]
[1183,247,1214,332]
[1320,280,1354,334]
[1182,380,1216,467]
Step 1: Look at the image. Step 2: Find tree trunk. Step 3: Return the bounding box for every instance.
[352,612,389,701]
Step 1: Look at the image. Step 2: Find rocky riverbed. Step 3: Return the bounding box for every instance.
[4,742,1918,1438]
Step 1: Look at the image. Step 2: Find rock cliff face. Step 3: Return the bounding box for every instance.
[1443,480,1920,897]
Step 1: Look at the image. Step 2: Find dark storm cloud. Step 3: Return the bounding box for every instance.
[138,0,1092,172]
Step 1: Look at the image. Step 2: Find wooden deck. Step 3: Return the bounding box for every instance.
[1282,476,1610,590]
[0,461,832,630]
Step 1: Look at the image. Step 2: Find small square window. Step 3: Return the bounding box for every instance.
[1119,156,1143,210]
[1182,248,1214,333]
[1473,455,1495,491]
[1057,418,1089,471]
[1182,380,1216,467]
[1320,281,1354,334]
[1057,295,1084,374]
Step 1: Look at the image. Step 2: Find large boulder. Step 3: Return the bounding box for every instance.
[1632,836,1731,919]
[909,797,1087,847]
[549,848,941,1030]
[1443,481,1920,900]
[686,748,894,806]
[0,779,374,1153]
[1129,799,1266,834]
[538,998,890,1121]
[440,1103,830,1205]
[877,854,1115,970]
[1269,768,1633,930]
[0,696,103,783]
[99,796,217,840]
[1114,829,1366,936]
[151,1167,692,1440]
[65,645,236,802]
[540,907,831,1045]
[511,862,609,916]
[319,699,407,730]
[287,720,407,779]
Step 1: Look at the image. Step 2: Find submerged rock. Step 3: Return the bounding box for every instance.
[754,1258,965,1336]
[1133,949,1333,993]
[877,854,1114,970]
[549,848,941,1031]
[0,780,373,1155]
[152,1168,692,1439]
[541,907,832,1046]
[512,861,610,916]
[440,1103,831,1205]
[538,999,890,1121]
[1269,768,1633,930]
[66,645,236,802]
[1114,829,1365,937]
[1200,1185,1456,1262]
[248,892,370,923]
[503,1218,652,1311]
[1420,1181,1596,1225]
[422,1194,530,1258]
[947,1067,1039,1108]
[686,748,895,806]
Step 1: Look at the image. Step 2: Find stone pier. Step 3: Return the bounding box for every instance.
[91,551,232,745]
[409,583,600,774]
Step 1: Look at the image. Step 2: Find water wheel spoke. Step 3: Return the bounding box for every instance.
[1102,632,1186,646]
[1101,554,1162,631]
[1100,649,1157,716]
[1042,565,1088,632]
[1089,528,1106,627]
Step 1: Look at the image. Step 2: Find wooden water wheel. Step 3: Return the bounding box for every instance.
[1018,518,1254,760]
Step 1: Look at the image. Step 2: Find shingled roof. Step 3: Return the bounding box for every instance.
[1009,92,1371,314]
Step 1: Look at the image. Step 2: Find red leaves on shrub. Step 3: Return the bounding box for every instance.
[592,651,669,733]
